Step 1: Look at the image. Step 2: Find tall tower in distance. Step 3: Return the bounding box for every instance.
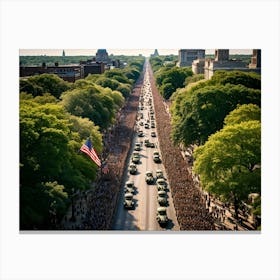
[96,49,109,63]
[214,49,229,61]
[62,49,65,57]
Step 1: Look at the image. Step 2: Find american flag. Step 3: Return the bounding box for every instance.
[80,138,101,167]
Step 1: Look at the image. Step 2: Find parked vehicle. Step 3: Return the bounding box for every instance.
[124,193,134,209]
[125,181,135,194]
[149,142,155,148]
[144,138,150,147]
[132,152,140,164]
[145,171,154,184]
[156,169,164,179]
[128,163,137,175]
[153,151,161,163]
[138,130,144,137]
[156,207,168,226]
[156,178,167,191]
[157,190,167,206]
[134,142,141,151]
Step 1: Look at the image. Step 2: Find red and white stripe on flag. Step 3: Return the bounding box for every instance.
[80,144,101,167]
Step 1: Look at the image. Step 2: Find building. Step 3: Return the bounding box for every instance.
[20,63,81,82]
[204,49,261,80]
[214,49,229,61]
[178,49,205,67]
[95,49,110,64]
[62,49,65,57]
[249,49,261,70]
[192,58,205,74]
[150,49,159,57]
[81,62,105,78]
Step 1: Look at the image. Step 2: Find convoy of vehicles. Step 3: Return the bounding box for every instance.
[122,74,170,228]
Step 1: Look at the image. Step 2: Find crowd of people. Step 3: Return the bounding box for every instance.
[147,65,216,230]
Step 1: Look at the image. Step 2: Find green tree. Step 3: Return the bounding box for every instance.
[116,83,132,98]
[104,69,131,84]
[61,84,119,129]
[184,74,205,87]
[20,74,71,98]
[155,66,193,99]
[171,84,261,146]
[210,70,261,89]
[95,77,120,91]
[124,67,140,82]
[20,181,69,229]
[193,120,261,218]
[20,99,102,229]
[224,104,261,126]
[160,83,176,99]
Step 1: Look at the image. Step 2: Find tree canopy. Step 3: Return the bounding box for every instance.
[20,98,102,229]
[224,104,261,126]
[193,120,261,216]
[60,84,124,130]
[171,84,261,146]
[155,66,193,99]
[210,70,261,90]
[20,74,71,98]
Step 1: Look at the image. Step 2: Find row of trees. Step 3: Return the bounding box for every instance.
[20,57,144,229]
[171,71,261,146]
[169,70,261,225]
[150,56,194,100]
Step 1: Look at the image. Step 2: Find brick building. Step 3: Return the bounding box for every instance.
[20,63,81,82]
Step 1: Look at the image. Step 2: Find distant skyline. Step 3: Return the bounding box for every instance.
[19,49,253,57]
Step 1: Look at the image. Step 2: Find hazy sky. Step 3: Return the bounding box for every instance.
[19,49,253,57]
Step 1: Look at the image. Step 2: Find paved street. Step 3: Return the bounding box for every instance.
[112,66,180,231]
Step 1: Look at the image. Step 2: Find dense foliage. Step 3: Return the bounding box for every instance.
[20,55,93,66]
[224,104,261,125]
[171,71,261,146]
[210,70,261,89]
[20,97,102,229]
[155,66,193,99]
[149,55,178,72]
[194,120,261,217]
[20,74,71,98]
[61,84,124,130]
